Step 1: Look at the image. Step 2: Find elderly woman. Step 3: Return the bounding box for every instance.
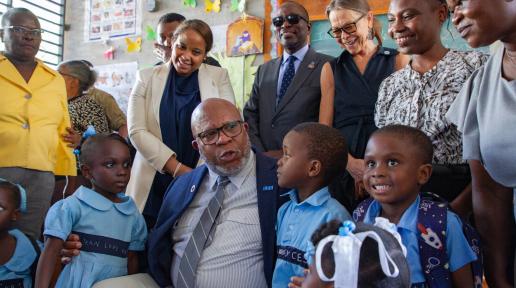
[319,0,408,208]
[57,60,110,142]
[446,0,516,286]
[126,19,235,224]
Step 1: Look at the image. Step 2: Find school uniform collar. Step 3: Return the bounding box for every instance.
[207,151,256,191]
[75,185,137,215]
[365,195,419,233]
[281,186,331,206]
[4,229,37,272]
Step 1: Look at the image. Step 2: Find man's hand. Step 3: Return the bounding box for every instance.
[153,43,171,63]
[61,233,81,264]
[62,127,81,148]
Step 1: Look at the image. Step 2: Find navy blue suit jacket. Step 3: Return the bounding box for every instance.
[147,152,283,287]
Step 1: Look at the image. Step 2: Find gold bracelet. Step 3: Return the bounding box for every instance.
[173,162,183,178]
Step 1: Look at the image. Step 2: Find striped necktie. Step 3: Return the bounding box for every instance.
[277,55,297,106]
[176,176,230,288]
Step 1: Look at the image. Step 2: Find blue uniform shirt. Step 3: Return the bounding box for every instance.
[0,229,37,288]
[363,196,477,285]
[272,186,351,287]
[44,186,147,288]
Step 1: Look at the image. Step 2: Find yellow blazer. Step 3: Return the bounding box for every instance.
[126,63,235,211]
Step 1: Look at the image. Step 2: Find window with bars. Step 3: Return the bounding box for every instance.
[0,0,65,68]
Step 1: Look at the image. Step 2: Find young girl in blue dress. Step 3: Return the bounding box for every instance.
[0,179,38,288]
[36,134,147,288]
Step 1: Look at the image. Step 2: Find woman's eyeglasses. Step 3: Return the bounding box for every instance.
[196,120,244,145]
[272,14,309,28]
[327,14,366,38]
[4,25,44,37]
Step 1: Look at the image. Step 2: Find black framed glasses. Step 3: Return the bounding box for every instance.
[272,14,309,27]
[327,14,366,38]
[4,25,44,37]
[196,120,244,145]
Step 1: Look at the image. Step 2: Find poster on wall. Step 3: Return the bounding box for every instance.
[86,0,142,42]
[94,62,138,114]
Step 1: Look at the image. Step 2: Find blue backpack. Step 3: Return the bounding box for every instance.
[353,192,483,288]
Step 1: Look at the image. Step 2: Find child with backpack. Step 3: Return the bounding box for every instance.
[0,179,39,288]
[353,125,481,287]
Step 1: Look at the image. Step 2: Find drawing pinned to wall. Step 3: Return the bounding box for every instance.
[125,37,142,52]
[205,0,221,13]
[230,0,246,12]
[183,0,197,8]
[86,0,142,42]
[269,0,280,59]
[226,15,263,57]
[94,62,138,114]
[103,46,115,60]
[213,53,258,111]
[145,25,156,41]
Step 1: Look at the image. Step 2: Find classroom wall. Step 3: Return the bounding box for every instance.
[63,0,266,68]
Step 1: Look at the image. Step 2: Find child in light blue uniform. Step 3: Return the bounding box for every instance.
[0,180,38,288]
[36,134,147,288]
[357,125,477,287]
[273,123,352,287]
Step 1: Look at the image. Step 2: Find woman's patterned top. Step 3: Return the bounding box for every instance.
[68,94,110,135]
[375,50,487,164]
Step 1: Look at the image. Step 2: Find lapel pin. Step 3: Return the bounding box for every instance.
[308,62,315,69]
[190,185,196,193]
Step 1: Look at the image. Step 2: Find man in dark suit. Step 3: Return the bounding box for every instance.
[243,1,332,159]
[147,98,283,287]
[61,99,283,288]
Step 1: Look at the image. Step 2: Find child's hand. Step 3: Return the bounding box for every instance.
[61,233,82,264]
[288,269,308,288]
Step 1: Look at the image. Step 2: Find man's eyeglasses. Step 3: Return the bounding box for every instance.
[196,120,244,145]
[327,14,366,38]
[272,14,309,28]
[3,26,44,37]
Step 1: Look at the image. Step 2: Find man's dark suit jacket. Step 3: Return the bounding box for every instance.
[244,48,333,151]
[147,152,283,287]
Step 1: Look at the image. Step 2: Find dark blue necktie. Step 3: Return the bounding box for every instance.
[277,55,296,106]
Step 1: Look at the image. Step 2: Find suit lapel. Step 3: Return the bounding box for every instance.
[275,49,319,115]
[198,64,219,101]
[152,64,170,126]
[266,58,282,110]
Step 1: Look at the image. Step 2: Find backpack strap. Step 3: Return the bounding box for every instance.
[417,197,451,288]
[461,220,484,288]
[352,197,374,222]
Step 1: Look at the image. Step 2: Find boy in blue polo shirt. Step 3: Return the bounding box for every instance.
[355,125,477,287]
[272,123,352,287]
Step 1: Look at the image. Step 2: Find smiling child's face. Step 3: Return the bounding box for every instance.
[363,134,431,207]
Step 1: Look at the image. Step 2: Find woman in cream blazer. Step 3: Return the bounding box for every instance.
[126,20,235,212]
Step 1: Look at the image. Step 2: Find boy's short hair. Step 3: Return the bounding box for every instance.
[0,180,21,209]
[372,125,433,164]
[79,134,129,167]
[291,123,348,183]
[311,220,411,287]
